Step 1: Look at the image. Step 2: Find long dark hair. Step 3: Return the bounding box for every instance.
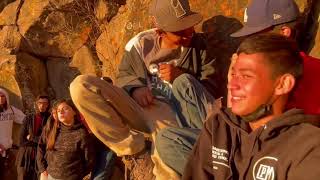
[46,99,81,150]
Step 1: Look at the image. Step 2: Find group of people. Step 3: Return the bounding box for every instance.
[70,0,320,179]
[0,90,115,180]
[1,0,320,179]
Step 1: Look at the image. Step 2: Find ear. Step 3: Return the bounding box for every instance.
[280,26,292,38]
[274,74,296,96]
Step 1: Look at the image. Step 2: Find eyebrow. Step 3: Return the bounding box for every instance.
[232,67,255,73]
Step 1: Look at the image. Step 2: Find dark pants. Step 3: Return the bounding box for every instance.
[155,127,200,175]
[91,139,115,180]
[0,156,5,179]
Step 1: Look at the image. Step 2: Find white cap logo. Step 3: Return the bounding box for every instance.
[171,0,187,18]
[244,8,248,23]
[273,14,282,20]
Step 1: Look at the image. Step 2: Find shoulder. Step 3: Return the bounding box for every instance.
[125,28,158,53]
[204,107,233,134]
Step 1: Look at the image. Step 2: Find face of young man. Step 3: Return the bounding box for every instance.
[165,27,194,47]
[37,98,49,113]
[0,93,6,106]
[228,53,277,116]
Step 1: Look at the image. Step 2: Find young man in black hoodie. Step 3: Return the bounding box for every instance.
[185,34,320,179]
[157,34,320,180]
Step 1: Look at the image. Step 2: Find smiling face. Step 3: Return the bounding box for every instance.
[228,53,277,116]
[57,102,76,126]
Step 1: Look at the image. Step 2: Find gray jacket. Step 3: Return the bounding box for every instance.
[115,29,218,97]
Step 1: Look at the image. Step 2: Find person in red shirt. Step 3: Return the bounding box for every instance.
[16,95,50,180]
[230,0,320,115]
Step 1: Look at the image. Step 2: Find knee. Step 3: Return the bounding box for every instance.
[70,75,98,102]
[155,127,182,155]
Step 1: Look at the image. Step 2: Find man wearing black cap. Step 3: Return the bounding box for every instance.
[70,0,216,158]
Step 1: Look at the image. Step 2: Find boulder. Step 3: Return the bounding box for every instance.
[0,0,16,13]
[0,53,47,110]
[0,25,22,55]
[70,45,100,75]
[0,0,20,26]
[17,0,93,57]
[95,0,108,21]
[96,0,152,80]
[46,57,81,99]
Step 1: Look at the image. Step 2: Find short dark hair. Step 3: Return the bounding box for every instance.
[237,33,303,79]
[36,94,49,101]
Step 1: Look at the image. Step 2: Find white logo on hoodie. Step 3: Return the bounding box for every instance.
[253,156,278,180]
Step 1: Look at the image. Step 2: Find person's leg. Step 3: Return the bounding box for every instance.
[16,166,26,180]
[91,139,115,180]
[155,127,200,175]
[172,73,216,129]
[70,75,150,156]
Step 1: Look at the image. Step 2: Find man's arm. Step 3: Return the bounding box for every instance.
[11,106,25,124]
[19,115,31,146]
[116,47,154,106]
[287,147,320,180]
[116,48,148,93]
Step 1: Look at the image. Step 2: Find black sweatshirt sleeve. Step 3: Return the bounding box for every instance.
[36,130,48,173]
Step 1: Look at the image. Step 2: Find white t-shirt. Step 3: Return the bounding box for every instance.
[0,105,25,149]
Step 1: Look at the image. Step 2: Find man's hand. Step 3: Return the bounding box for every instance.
[159,63,184,83]
[132,87,154,107]
[40,171,48,180]
[27,134,30,140]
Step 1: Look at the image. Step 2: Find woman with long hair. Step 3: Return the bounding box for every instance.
[36,99,94,180]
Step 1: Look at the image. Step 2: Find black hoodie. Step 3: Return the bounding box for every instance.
[183,108,320,180]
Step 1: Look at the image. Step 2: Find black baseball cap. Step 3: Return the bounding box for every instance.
[231,0,300,37]
[149,0,203,32]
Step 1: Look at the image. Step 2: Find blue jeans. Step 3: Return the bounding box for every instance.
[155,127,200,175]
[91,140,115,180]
[171,73,215,129]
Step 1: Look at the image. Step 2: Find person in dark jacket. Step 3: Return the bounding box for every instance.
[16,95,50,180]
[36,99,95,180]
[180,34,320,179]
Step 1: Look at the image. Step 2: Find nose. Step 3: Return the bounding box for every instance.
[228,76,240,91]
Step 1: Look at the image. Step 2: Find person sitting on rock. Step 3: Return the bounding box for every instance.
[69,0,218,158]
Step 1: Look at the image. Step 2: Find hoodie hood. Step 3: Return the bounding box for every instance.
[0,88,10,106]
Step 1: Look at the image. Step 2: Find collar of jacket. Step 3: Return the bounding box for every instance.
[220,108,320,140]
